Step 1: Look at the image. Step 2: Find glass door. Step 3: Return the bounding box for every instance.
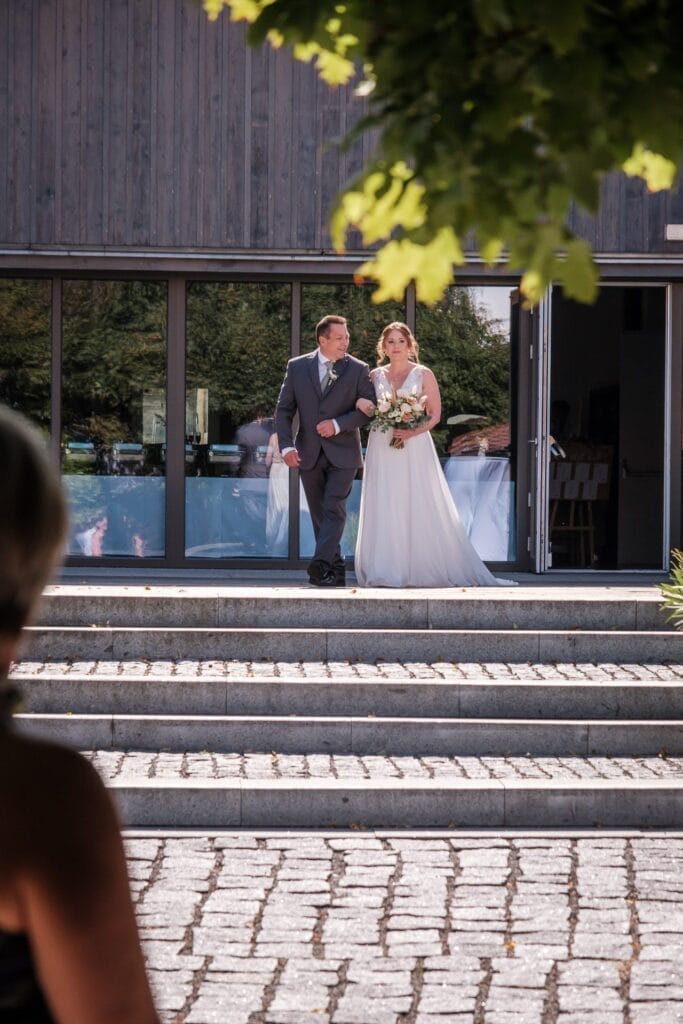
[546,284,667,569]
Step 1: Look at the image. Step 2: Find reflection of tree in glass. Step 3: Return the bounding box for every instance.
[0,279,52,431]
[62,281,166,450]
[186,283,290,431]
[417,288,511,453]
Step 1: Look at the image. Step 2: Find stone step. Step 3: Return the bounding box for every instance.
[16,712,683,756]
[104,775,683,829]
[39,584,671,632]
[21,624,683,663]
[15,672,683,720]
[75,749,683,828]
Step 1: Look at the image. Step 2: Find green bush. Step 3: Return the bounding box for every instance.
[660,550,683,629]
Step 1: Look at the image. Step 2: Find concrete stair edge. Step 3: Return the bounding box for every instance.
[20,625,683,663]
[15,712,683,757]
[35,587,672,632]
[15,674,683,720]
[105,776,683,829]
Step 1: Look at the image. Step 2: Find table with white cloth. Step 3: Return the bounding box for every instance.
[443,455,514,561]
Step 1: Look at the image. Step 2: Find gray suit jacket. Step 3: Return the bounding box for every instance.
[275,351,375,471]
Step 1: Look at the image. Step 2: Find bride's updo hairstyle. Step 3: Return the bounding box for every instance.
[0,406,67,639]
[376,322,420,365]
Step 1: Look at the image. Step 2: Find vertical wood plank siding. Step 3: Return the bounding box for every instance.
[7,2,33,241]
[0,1,9,239]
[2,0,682,254]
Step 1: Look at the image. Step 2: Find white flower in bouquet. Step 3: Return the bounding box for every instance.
[372,388,429,449]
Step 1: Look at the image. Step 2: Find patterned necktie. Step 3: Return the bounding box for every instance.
[321,359,333,389]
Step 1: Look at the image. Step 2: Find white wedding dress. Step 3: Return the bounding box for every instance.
[355,364,513,587]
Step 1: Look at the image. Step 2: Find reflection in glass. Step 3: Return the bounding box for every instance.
[62,281,167,558]
[0,278,51,432]
[185,283,291,558]
[417,287,516,561]
[299,284,405,560]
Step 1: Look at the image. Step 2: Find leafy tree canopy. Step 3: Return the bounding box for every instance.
[204,0,683,305]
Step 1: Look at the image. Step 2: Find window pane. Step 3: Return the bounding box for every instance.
[0,278,51,433]
[185,282,291,558]
[62,280,167,559]
[417,286,517,561]
[299,284,405,559]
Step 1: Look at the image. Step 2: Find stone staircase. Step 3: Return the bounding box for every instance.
[12,583,683,829]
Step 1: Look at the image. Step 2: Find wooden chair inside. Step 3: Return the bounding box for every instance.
[549,445,612,567]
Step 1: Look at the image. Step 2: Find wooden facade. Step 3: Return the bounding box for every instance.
[2,0,683,259]
[0,0,374,254]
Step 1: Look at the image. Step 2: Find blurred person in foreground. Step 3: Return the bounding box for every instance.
[0,406,159,1023]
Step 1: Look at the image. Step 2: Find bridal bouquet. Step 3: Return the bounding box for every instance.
[373,388,429,449]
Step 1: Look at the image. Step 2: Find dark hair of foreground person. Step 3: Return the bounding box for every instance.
[0,406,159,1024]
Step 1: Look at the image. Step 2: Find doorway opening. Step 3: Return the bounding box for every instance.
[548,285,666,569]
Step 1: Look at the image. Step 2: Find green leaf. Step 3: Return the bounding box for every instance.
[293,41,356,85]
[543,0,589,55]
[357,228,464,305]
[331,162,426,248]
[479,236,504,266]
[622,143,677,192]
[561,239,599,304]
[203,0,274,22]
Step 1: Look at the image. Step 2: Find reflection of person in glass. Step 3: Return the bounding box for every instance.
[265,432,289,556]
[235,412,274,478]
[0,407,159,1024]
[234,412,274,550]
[75,515,108,556]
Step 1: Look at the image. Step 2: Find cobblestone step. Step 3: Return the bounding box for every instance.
[38,584,670,631]
[21,624,683,663]
[84,751,683,781]
[17,712,683,757]
[15,668,683,719]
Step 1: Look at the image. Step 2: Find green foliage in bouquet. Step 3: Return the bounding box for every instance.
[660,550,683,630]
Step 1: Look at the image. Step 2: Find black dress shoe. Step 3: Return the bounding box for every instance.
[315,571,339,587]
[307,558,330,584]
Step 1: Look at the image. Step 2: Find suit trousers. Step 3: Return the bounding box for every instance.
[300,450,355,570]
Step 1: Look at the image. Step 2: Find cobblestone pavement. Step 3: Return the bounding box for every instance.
[87,752,683,782]
[13,660,683,680]
[127,833,683,1024]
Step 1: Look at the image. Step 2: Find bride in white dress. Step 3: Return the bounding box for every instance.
[354,322,512,588]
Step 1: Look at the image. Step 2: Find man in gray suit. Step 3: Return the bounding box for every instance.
[275,314,375,586]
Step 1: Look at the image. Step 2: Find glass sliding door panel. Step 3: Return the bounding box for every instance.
[549,286,665,568]
[0,278,52,434]
[62,280,167,558]
[299,284,405,559]
[417,286,517,562]
[185,283,291,558]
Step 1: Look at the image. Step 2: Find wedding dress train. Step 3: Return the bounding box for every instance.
[354,365,513,587]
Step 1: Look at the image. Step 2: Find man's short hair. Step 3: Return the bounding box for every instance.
[316,315,347,344]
